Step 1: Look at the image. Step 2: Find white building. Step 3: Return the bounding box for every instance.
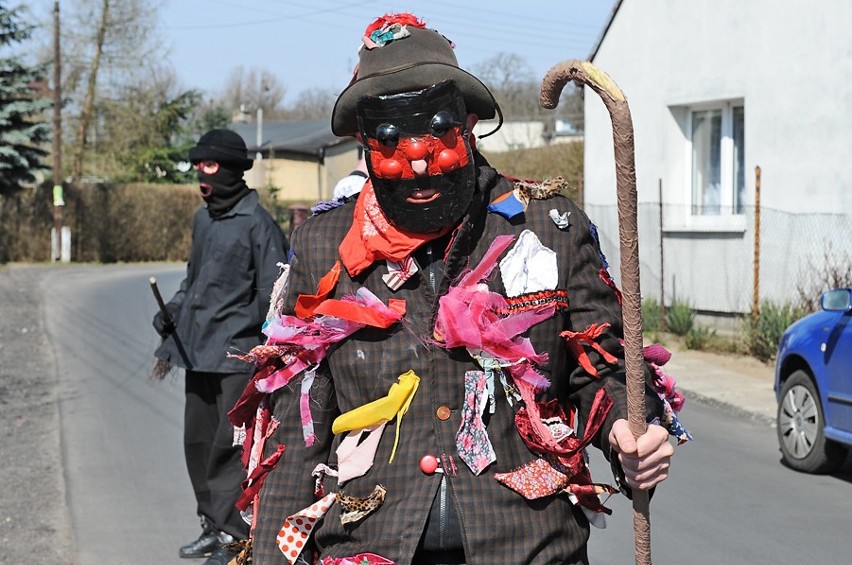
[583,0,852,318]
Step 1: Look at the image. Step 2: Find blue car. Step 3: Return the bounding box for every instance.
[775,288,852,473]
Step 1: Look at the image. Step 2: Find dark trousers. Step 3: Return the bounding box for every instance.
[184,371,251,539]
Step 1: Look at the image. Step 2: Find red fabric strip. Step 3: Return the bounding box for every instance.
[295,261,342,320]
[236,444,285,511]
[338,182,450,276]
[313,297,406,328]
[560,323,618,378]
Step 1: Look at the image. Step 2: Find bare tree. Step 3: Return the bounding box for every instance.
[69,0,108,182]
[283,87,338,121]
[472,53,540,119]
[219,66,286,121]
[61,0,165,182]
[472,52,584,131]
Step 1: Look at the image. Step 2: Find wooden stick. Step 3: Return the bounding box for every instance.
[540,59,650,565]
[149,276,172,323]
[148,276,193,373]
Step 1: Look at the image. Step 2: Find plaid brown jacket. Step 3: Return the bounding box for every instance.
[251,162,663,565]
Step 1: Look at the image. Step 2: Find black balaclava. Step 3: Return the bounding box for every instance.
[198,164,251,218]
[188,128,254,218]
[356,80,477,234]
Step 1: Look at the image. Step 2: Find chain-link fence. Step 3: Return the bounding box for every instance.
[584,202,852,318]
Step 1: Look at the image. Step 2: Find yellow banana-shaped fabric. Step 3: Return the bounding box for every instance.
[332,370,420,463]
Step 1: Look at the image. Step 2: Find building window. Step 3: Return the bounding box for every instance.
[690,102,745,215]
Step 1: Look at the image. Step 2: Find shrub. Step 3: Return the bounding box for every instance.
[795,244,852,314]
[743,300,807,362]
[642,297,662,333]
[481,142,583,202]
[685,325,717,350]
[665,299,695,336]
[0,181,302,263]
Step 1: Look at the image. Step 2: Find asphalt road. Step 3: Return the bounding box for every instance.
[45,263,193,565]
[4,263,852,564]
[587,400,852,563]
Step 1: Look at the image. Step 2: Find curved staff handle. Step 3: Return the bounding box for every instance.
[540,60,650,565]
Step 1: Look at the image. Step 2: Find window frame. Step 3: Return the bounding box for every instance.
[681,99,746,231]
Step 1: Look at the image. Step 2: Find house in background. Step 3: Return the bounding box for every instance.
[230,120,362,203]
[583,0,852,323]
[476,118,582,153]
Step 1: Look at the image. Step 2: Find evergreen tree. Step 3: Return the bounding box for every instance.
[0,3,51,196]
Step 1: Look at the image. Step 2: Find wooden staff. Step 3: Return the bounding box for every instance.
[540,60,650,564]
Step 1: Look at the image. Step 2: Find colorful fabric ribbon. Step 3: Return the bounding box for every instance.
[322,553,395,565]
[338,484,387,524]
[434,235,553,391]
[332,371,420,463]
[643,343,692,444]
[277,492,337,565]
[295,260,342,319]
[559,323,619,378]
[455,370,496,475]
[495,388,614,515]
[336,422,388,485]
[278,486,389,564]
[382,257,418,291]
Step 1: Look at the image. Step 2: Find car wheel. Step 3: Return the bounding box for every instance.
[776,369,847,474]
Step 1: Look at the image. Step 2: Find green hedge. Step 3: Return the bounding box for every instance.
[0,182,311,264]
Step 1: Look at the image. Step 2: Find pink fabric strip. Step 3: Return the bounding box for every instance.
[300,368,317,447]
[336,422,388,485]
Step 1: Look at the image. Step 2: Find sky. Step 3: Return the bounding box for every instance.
[156,0,616,101]
[26,1,616,103]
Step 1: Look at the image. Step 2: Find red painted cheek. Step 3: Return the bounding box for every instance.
[437,149,460,173]
[378,159,404,179]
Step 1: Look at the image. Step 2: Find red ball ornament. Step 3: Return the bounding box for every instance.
[379,159,403,179]
[437,150,460,173]
[405,139,429,160]
[419,454,440,475]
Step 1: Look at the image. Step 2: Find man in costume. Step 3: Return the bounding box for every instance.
[230,14,686,565]
[152,129,288,564]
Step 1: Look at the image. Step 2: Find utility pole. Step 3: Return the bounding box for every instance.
[51,0,65,262]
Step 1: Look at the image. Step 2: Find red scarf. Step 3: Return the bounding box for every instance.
[339,180,450,276]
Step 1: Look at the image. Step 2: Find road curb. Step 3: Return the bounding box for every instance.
[680,388,776,427]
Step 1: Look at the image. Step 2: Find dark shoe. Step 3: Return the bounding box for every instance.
[201,545,240,565]
[178,531,219,559]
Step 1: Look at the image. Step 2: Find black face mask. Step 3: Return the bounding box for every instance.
[356,81,476,233]
[198,165,251,218]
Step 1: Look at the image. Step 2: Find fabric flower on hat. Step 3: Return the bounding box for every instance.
[363,13,425,47]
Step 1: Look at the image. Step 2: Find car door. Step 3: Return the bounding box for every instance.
[823,312,852,433]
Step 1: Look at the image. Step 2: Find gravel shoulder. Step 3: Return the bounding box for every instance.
[0,264,73,564]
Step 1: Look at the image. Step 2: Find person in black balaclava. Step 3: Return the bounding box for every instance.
[192,129,253,217]
[152,129,288,565]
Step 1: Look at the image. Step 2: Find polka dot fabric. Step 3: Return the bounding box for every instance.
[276,493,337,564]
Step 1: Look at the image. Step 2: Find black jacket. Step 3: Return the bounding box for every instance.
[155,190,288,373]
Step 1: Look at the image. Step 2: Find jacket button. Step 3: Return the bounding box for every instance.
[420,454,440,475]
[436,405,451,420]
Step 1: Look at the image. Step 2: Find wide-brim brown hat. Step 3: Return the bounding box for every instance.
[331,25,498,137]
